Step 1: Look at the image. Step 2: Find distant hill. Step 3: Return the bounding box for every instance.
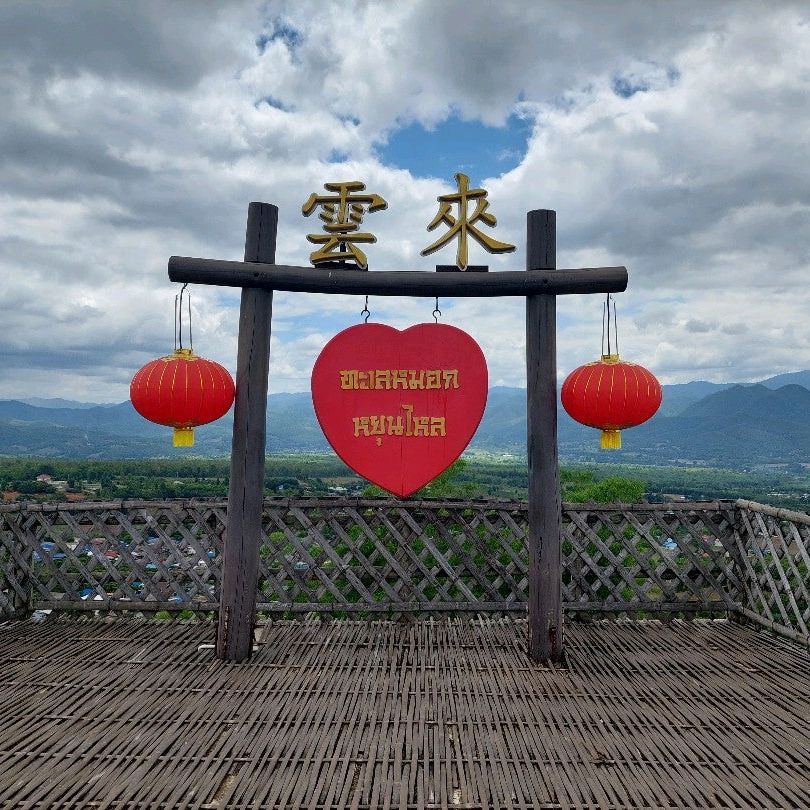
[759,369,810,390]
[614,384,810,466]
[4,371,810,466]
[655,380,734,416]
[0,396,327,459]
[657,370,810,417]
[678,384,774,421]
[19,397,112,410]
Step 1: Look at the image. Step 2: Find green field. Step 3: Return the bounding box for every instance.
[2,453,810,511]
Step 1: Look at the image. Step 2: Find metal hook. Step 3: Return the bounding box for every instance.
[432,296,441,323]
[361,295,370,323]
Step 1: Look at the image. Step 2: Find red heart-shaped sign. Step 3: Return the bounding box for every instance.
[311,323,488,497]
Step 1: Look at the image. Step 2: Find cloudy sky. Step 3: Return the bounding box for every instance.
[1,0,808,402]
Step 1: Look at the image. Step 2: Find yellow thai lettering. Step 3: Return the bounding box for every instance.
[352,407,447,438]
[402,403,414,435]
[425,370,441,389]
[413,416,430,436]
[340,368,462,390]
[386,415,404,435]
[429,417,446,436]
[353,416,371,437]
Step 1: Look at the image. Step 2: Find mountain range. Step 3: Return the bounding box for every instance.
[4,370,810,467]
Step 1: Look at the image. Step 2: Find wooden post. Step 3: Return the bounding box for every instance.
[526,209,563,663]
[216,202,277,662]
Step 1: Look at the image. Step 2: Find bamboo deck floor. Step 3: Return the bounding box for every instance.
[0,617,807,809]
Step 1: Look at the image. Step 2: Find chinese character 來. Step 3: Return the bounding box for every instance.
[302,180,387,270]
[421,173,515,270]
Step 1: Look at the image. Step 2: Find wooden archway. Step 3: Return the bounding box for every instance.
[169,202,627,663]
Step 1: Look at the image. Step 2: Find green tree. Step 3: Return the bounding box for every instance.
[363,459,477,499]
[566,475,645,504]
[15,480,56,495]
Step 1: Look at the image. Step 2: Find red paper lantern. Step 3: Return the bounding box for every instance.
[561,354,661,449]
[130,349,235,447]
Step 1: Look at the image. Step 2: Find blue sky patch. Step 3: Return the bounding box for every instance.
[612,76,650,98]
[257,19,303,53]
[376,113,533,185]
[257,96,291,112]
[612,66,681,98]
[328,149,350,163]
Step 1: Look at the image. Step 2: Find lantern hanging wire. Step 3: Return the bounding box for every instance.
[175,283,193,352]
[601,293,619,359]
[361,295,370,323]
[433,296,441,323]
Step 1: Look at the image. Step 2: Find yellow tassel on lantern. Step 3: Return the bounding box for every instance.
[600,429,621,449]
[173,427,195,447]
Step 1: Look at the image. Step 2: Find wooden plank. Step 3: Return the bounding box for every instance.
[0,495,743,516]
[526,209,563,663]
[217,202,277,662]
[0,618,809,807]
[736,498,810,526]
[168,254,628,297]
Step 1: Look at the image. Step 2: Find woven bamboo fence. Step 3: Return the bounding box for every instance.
[734,499,810,645]
[0,497,806,643]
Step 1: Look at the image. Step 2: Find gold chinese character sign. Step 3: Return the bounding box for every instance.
[302,180,387,270]
[421,172,515,270]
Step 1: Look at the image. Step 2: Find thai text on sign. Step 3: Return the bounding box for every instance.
[353,404,446,438]
[342,368,457,439]
[341,366,458,440]
[339,368,459,390]
[311,323,488,497]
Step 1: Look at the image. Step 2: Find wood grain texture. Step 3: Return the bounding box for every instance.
[168,255,628,297]
[217,202,277,662]
[310,322,488,497]
[0,617,808,808]
[526,210,563,663]
[3,496,808,653]
[733,499,810,646]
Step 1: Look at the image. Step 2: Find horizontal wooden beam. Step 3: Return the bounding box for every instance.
[168,256,627,297]
[736,498,810,526]
[28,599,733,615]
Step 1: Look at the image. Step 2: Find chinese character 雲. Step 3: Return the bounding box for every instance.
[421,172,515,270]
[302,180,387,270]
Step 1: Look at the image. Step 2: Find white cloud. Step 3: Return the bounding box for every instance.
[0,0,808,403]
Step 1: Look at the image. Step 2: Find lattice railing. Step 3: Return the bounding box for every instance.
[735,499,810,645]
[562,501,740,613]
[0,501,226,614]
[0,498,745,618]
